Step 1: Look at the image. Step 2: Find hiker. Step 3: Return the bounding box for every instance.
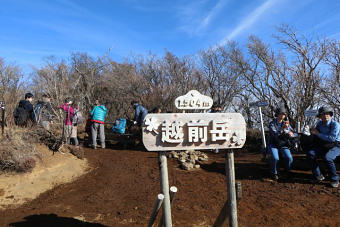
[35,94,54,131]
[131,100,148,126]
[60,97,79,146]
[85,113,92,147]
[268,107,297,180]
[307,106,340,188]
[210,103,222,113]
[90,99,107,149]
[151,106,162,114]
[14,92,34,127]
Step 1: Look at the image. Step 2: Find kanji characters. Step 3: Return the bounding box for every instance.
[209,120,230,141]
[161,120,184,143]
[187,120,209,142]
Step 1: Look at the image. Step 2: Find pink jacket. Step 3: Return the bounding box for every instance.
[60,103,76,125]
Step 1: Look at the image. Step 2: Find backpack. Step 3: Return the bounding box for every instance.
[72,110,83,124]
[14,106,29,126]
[33,103,44,123]
[112,118,126,134]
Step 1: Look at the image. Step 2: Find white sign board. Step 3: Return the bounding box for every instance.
[305,109,318,117]
[175,90,213,110]
[142,113,246,151]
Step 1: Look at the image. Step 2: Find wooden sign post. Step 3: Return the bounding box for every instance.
[143,112,246,227]
[0,101,5,135]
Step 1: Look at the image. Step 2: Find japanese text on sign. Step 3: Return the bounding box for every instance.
[143,113,246,151]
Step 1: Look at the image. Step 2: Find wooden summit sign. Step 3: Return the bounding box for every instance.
[175,90,213,110]
[142,113,246,151]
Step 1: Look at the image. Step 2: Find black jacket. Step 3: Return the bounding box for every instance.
[18,100,34,120]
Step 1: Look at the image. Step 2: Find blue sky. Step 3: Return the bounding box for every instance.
[1,0,339,73]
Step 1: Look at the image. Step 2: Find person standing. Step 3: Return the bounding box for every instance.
[131,100,148,126]
[14,92,34,127]
[90,100,107,149]
[35,94,54,131]
[268,107,297,180]
[307,106,340,188]
[60,97,79,146]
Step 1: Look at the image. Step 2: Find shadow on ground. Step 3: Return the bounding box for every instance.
[10,214,107,227]
[200,152,339,185]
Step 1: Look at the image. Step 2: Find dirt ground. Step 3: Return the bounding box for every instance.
[0,144,339,227]
[0,145,89,210]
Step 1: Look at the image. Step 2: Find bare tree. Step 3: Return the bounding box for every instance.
[321,39,340,120]
[235,25,327,128]
[0,58,24,125]
[199,42,242,110]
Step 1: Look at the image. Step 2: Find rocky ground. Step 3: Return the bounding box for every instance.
[0,145,339,227]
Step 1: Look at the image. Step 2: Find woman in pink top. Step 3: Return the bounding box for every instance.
[60,97,79,146]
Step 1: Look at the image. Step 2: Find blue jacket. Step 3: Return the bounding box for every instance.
[315,118,340,143]
[91,105,107,124]
[133,103,148,124]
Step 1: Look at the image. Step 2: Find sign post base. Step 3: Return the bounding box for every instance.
[159,152,172,227]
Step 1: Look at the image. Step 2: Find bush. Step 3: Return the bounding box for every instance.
[0,127,40,172]
[242,128,263,153]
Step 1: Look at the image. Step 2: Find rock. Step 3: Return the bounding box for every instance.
[181,162,194,170]
[198,156,208,161]
[189,150,196,155]
[189,158,196,164]
[180,153,188,159]
[194,164,200,168]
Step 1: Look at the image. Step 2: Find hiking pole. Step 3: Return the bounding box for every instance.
[66,103,71,144]
[0,101,5,135]
[57,108,66,155]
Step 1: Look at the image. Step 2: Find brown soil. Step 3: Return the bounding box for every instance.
[0,145,89,210]
[0,146,339,227]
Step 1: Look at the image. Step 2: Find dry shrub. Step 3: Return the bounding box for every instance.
[26,126,63,152]
[242,128,263,153]
[0,127,40,172]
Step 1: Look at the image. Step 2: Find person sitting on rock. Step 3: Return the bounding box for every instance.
[268,106,297,180]
[307,106,340,188]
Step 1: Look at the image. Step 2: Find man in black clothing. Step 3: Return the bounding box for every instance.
[14,93,34,126]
